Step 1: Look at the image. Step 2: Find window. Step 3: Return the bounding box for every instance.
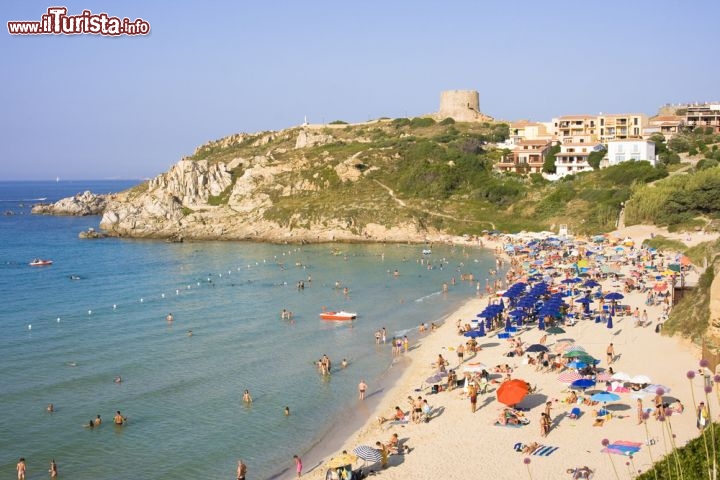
[632,144,640,153]
[631,154,640,160]
[616,144,624,153]
[634,117,638,125]
[616,154,625,163]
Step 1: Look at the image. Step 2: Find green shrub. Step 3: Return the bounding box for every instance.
[439,117,456,125]
[329,120,348,125]
[409,117,436,128]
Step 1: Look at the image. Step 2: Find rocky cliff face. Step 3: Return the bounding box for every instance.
[32,191,108,216]
[99,128,434,243]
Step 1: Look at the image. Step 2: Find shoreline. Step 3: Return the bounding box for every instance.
[300,229,719,480]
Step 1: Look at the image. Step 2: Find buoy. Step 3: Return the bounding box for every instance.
[57,318,60,322]
[219,273,222,278]
[176,289,179,295]
[187,285,190,289]
[88,310,92,315]
[113,304,117,309]
[140,298,144,303]
[28,324,32,330]
[161,293,165,298]
[198,282,201,286]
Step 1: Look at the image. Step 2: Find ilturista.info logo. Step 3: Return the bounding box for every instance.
[8,7,150,36]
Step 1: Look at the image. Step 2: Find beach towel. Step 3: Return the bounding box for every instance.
[532,445,559,456]
[601,441,642,456]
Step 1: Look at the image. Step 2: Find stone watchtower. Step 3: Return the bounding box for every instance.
[437,90,485,122]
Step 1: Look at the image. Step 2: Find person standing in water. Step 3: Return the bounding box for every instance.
[49,459,58,478]
[17,458,26,480]
[113,410,127,425]
[358,379,367,400]
[242,390,252,403]
[293,455,302,478]
[236,459,247,480]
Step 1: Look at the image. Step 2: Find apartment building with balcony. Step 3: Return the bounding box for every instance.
[508,121,553,145]
[685,103,720,133]
[553,143,602,178]
[597,113,647,142]
[645,115,684,139]
[495,140,553,174]
[604,140,656,167]
[552,115,598,144]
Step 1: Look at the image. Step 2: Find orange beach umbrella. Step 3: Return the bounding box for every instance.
[496,379,530,406]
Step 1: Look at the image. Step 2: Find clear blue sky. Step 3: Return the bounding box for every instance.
[2,0,718,180]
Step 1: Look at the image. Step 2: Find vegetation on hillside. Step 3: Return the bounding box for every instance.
[182,118,719,236]
[637,421,720,480]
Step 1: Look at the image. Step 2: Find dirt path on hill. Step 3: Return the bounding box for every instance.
[372,180,496,230]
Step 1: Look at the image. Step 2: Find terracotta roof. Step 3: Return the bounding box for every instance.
[558,115,594,120]
[516,140,551,146]
[598,113,645,118]
[652,115,682,122]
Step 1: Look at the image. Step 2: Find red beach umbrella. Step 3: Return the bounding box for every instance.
[496,379,530,406]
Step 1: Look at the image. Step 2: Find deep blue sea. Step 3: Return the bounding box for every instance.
[0,180,496,479]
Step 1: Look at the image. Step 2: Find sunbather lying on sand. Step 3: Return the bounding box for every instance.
[567,466,593,479]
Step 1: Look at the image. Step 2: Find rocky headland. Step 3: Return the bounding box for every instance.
[32,191,109,216]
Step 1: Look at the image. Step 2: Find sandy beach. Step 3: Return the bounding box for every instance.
[303,227,720,480]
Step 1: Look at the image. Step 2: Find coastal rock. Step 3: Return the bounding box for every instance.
[78,227,108,239]
[32,191,108,216]
[295,129,334,149]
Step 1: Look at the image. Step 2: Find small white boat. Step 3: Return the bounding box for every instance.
[29,259,53,266]
[319,310,357,321]
[422,249,432,255]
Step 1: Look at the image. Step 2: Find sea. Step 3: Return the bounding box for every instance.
[0,180,498,479]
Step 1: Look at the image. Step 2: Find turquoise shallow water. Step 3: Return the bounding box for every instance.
[0,181,496,479]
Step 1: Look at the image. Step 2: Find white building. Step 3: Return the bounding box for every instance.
[605,140,657,167]
[554,143,603,178]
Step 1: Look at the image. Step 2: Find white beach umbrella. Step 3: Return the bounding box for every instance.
[630,374,652,384]
[611,372,632,382]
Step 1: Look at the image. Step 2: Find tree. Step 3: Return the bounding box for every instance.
[588,150,605,169]
[543,144,561,174]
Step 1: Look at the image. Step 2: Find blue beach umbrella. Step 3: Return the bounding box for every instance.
[567,360,587,370]
[607,315,613,329]
[604,292,624,301]
[463,330,482,338]
[477,321,485,337]
[538,316,546,331]
[570,378,595,390]
[590,392,620,403]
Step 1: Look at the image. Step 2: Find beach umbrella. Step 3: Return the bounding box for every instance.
[546,326,565,335]
[630,375,652,385]
[564,349,587,358]
[570,378,596,390]
[574,355,598,365]
[604,292,624,301]
[496,379,530,406]
[567,360,587,370]
[643,384,671,394]
[557,371,582,383]
[477,321,485,337]
[326,453,357,468]
[606,315,613,329]
[582,280,600,288]
[590,392,620,403]
[526,344,548,353]
[668,263,681,273]
[611,372,632,382]
[463,330,483,338]
[352,445,382,464]
[425,374,445,384]
[463,363,487,373]
[595,372,613,382]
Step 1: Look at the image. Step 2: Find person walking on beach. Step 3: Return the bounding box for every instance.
[544,401,553,423]
[456,343,465,367]
[358,379,367,400]
[636,398,645,425]
[606,343,615,364]
[236,459,247,480]
[468,383,478,413]
[697,401,710,430]
[540,412,551,437]
[293,455,302,478]
[49,459,58,478]
[17,457,26,480]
